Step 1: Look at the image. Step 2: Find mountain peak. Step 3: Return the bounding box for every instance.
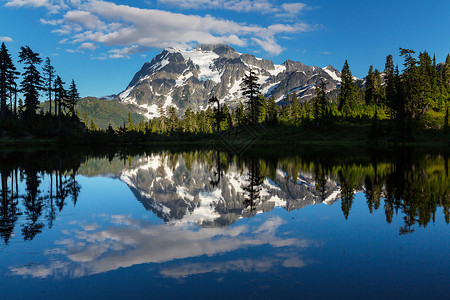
[117,44,343,119]
[324,65,337,72]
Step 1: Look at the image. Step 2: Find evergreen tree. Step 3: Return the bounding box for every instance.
[284,91,291,118]
[42,57,55,115]
[313,80,329,121]
[384,54,398,117]
[400,48,429,120]
[183,108,196,133]
[266,95,278,124]
[18,46,43,119]
[241,70,261,124]
[365,65,375,105]
[197,110,208,133]
[126,112,135,131]
[291,92,301,126]
[221,103,231,130]
[258,95,267,123]
[205,106,214,133]
[373,69,384,105]
[338,60,356,115]
[443,54,450,90]
[53,76,66,117]
[67,79,80,116]
[209,95,222,133]
[157,103,166,133]
[234,101,245,126]
[0,43,19,117]
[418,51,435,109]
[167,106,178,132]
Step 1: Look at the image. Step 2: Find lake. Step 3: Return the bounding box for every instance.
[0,147,449,299]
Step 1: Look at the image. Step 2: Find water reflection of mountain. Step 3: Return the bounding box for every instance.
[79,150,450,234]
[117,154,341,227]
[1,148,449,244]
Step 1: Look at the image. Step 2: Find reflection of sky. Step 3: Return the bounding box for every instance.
[11,214,313,279]
[3,166,450,298]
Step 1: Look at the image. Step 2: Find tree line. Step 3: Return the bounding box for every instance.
[1,43,449,143]
[95,47,450,140]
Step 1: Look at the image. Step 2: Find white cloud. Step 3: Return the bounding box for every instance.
[157,0,309,16]
[0,36,13,42]
[6,0,68,13]
[5,0,317,57]
[275,3,308,18]
[64,10,106,30]
[79,42,98,50]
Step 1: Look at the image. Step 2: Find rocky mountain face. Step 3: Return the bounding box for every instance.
[117,154,341,227]
[117,44,344,118]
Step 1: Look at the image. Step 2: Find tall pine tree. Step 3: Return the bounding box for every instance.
[42,57,55,115]
[365,65,375,105]
[241,70,261,125]
[18,46,43,119]
[400,48,429,120]
[266,95,278,124]
[291,92,301,126]
[0,43,19,118]
[338,60,356,115]
[67,79,80,116]
[53,76,66,117]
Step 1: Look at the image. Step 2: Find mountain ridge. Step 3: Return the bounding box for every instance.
[116,44,348,119]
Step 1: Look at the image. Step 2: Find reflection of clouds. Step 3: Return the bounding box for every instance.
[160,252,309,279]
[10,216,313,279]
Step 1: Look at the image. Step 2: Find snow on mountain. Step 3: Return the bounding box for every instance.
[322,65,342,82]
[116,44,344,119]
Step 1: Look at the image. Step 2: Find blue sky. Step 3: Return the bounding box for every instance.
[1,0,449,98]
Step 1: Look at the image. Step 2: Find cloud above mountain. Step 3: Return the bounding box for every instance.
[5,0,317,57]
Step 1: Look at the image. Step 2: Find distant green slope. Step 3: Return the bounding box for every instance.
[39,97,146,129]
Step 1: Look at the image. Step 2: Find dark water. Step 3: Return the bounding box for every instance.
[0,148,449,299]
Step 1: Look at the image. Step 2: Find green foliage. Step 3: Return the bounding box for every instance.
[313,80,329,122]
[291,92,301,125]
[67,79,80,116]
[241,70,262,124]
[338,60,356,115]
[18,46,43,119]
[71,97,145,130]
[0,43,19,117]
[266,96,278,124]
[42,57,55,115]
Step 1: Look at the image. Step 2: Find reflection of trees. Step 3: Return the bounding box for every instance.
[21,167,44,240]
[0,168,21,244]
[243,158,264,215]
[0,151,83,243]
[364,172,382,214]
[314,160,328,202]
[338,167,359,220]
[210,150,222,188]
[1,147,449,243]
[67,171,81,206]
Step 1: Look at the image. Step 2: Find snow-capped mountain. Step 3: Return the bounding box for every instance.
[117,44,345,119]
[117,154,341,227]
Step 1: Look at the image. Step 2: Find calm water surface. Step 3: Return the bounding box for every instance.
[0,148,449,299]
